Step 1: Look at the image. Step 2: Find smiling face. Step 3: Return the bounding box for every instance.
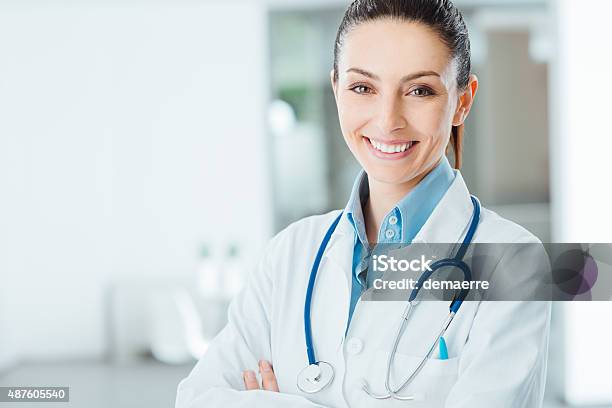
[331,19,475,187]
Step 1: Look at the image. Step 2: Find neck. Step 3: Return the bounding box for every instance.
[364,159,441,244]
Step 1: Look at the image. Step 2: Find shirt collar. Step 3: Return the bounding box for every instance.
[397,155,455,243]
[344,155,455,247]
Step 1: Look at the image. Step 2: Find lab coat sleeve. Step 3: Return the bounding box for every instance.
[175,230,331,408]
[443,242,552,408]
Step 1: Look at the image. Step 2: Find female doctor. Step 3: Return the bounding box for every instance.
[176,0,551,407]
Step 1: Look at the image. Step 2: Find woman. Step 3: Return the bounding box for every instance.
[176,0,551,407]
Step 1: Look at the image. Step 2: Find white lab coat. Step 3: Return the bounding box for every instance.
[175,171,552,408]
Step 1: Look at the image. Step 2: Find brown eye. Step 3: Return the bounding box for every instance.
[350,84,372,95]
[410,87,434,97]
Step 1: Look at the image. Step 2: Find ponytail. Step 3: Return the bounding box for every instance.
[447,125,463,169]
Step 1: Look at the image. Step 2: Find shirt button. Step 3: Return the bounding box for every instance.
[388,215,398,225]
[385,229,395,239]
[346,337,364,355]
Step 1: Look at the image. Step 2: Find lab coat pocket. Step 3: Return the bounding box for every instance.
[360,350,459,408]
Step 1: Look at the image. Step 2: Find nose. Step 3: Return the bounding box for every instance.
[375,94,407,135]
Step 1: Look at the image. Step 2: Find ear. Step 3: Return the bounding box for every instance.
[452,74,479,126]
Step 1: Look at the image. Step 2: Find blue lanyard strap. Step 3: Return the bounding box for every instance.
[304,212,343,366]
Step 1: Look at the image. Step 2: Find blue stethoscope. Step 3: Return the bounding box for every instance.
[296,195,481,399]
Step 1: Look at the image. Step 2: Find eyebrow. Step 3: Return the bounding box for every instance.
[346,67,440,83]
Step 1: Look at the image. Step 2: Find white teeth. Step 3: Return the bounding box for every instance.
[369,139,413,153]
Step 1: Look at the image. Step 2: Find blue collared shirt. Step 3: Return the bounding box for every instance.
[343,156,456,334]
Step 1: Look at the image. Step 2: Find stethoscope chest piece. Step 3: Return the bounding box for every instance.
[297,361,334,393]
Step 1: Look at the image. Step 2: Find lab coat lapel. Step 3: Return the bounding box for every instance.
[307,214,354,356]
[412,170,476,244]
[322,213,356,294]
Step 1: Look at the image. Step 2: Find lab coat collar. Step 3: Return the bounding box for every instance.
[320,211,355,296]
[412,169,476,244]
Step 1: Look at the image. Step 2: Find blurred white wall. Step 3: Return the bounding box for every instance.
[550,0,612,243]
[550,0,612,405]
[0,1,271,368]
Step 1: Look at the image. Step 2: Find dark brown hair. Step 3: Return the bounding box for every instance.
[333,0,471,169]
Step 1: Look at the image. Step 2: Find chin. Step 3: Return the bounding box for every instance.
[363,164,419,185]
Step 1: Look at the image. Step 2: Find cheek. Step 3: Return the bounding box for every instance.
[409,100,452,138]
[337,99,369,141]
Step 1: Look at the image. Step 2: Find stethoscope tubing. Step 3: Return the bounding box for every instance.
[304,212,343,366]
[302,195,481,397]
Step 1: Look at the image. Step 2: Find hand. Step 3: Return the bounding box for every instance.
[243,360,279,392]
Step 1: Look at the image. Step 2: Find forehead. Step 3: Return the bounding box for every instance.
[338,19,454,81]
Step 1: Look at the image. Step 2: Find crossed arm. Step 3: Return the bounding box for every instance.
[175,233,332,408]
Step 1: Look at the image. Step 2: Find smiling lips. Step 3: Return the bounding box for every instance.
[364,136,419,158]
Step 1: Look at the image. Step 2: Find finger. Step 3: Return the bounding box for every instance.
[259,360,280,392]
[243,370,259,390]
